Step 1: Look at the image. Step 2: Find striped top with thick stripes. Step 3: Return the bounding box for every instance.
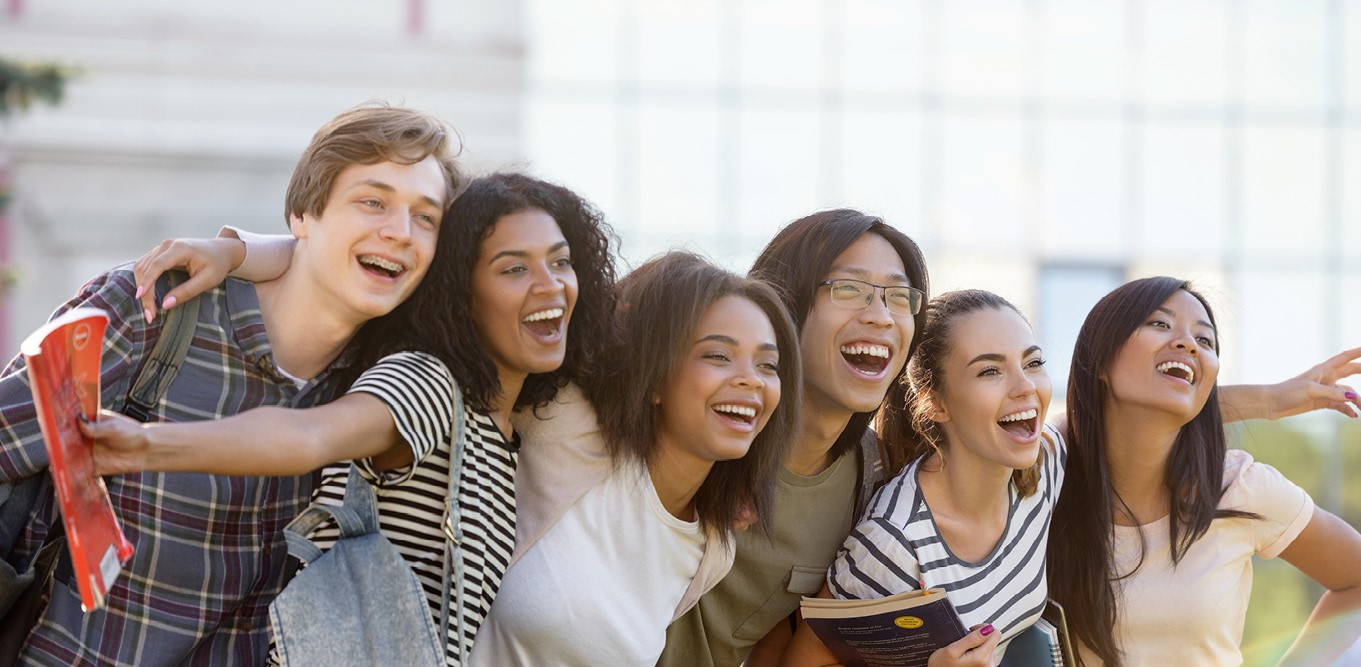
[827,423,1067,654]
[309,351,520,666]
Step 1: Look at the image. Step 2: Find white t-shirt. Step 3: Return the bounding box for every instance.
[829,424,1067,658]
[469,463,706,666]
[1077,449,1314,667]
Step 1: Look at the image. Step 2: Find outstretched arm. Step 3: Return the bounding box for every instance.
[83,392,410,477]
[1219,346,1361,423]
[1276,508,1361,666]
[135,227,296,323]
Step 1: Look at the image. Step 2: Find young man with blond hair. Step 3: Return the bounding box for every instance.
[0,104,462,665]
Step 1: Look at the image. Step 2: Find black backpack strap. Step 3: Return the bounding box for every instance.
[853,427,888,520]
[124,272,201,423]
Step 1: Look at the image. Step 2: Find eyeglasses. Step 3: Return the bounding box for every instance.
[818,279,924,316]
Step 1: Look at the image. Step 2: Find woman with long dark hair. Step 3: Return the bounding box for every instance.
[469,251,802,665]
[1049,277,1361,666]
[86,173,618,665]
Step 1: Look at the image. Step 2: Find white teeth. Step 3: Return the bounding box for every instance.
[522,308,564,323]
[998,408,1038,423]
[1156,361,1195,384]
[358,255,404,273]
[713,404,757,418]
[840,344,890,359]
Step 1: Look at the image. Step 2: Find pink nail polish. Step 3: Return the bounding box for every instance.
[980,624,995,636]
[162,295,177,309]
[1347,391,1358,401]
[135,285,145,299]
[143,308,153,323]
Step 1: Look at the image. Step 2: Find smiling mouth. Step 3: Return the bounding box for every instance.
[358,255,406,279]
[522,308,565,338]
[840,344,890,376]
[997,408,1038,438]
[1157,361,1195,384]
[713,404,758,428]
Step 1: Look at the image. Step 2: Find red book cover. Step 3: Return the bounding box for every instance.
[20,307,135,612]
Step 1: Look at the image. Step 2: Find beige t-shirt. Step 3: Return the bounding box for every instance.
[659,449,860,667]
[1078,449,1314,667]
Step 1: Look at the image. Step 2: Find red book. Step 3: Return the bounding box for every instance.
[20,307,135,612]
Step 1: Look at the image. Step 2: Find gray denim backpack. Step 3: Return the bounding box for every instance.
[269,383,469,666]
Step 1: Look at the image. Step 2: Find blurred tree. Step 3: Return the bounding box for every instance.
[0,59,71,119]
[0,58,74,300]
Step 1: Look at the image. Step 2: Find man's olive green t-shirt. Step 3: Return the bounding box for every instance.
[657,449,859,667]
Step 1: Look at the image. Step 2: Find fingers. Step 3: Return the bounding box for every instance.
[1331,362,1361,382]
[156,270,222,316]
[946,624,994,658]
[80,409,133,438]
[1318,384,1360,418]
[1321,346,1361,374]
[1329,403,1359,419]
[134,239,188,323]
[133,238,232,324]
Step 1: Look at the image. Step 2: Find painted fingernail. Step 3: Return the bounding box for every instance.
[1347,392,1358,401]
[980,624,995,636]
[162,295,177,309]
[135,285,145,299]
[143,308,153,323]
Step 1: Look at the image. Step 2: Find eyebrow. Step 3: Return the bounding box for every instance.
[1154,306,1216,332]
[351,179,444,212]
[967,353,1006,365]
[828,266,912,285]
[488,240,570,263]
[696,334,779,353]
[967,346,1041,366]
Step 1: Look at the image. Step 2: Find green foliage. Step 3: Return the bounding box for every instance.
[0,58,74,118]
[1230,419,1360,666]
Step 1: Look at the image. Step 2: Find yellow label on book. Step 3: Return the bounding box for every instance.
[894,616,924,629]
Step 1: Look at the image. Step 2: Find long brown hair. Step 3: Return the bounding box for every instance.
[587,251,802,539]
[876,289,1041,494]
[749,209,929,461]
[1047,276,1256,666]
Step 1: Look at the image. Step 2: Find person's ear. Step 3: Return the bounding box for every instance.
[923,389,950,424]
[289,213,309,240]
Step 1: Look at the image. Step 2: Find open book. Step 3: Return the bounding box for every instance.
[21,307,135,611]
[802,588,968,667]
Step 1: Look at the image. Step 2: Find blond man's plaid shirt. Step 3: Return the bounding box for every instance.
[0,266,351,667]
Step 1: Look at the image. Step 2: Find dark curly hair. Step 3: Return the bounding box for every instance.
[349,172,618,412]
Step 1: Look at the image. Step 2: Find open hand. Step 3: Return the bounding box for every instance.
[1265,346,1361,420]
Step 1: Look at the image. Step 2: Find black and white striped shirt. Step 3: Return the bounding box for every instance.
[311,351,519,666]
[828,424,1067,650]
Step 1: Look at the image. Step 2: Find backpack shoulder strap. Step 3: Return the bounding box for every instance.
[854,426,888,520]
[124,271,202,423]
